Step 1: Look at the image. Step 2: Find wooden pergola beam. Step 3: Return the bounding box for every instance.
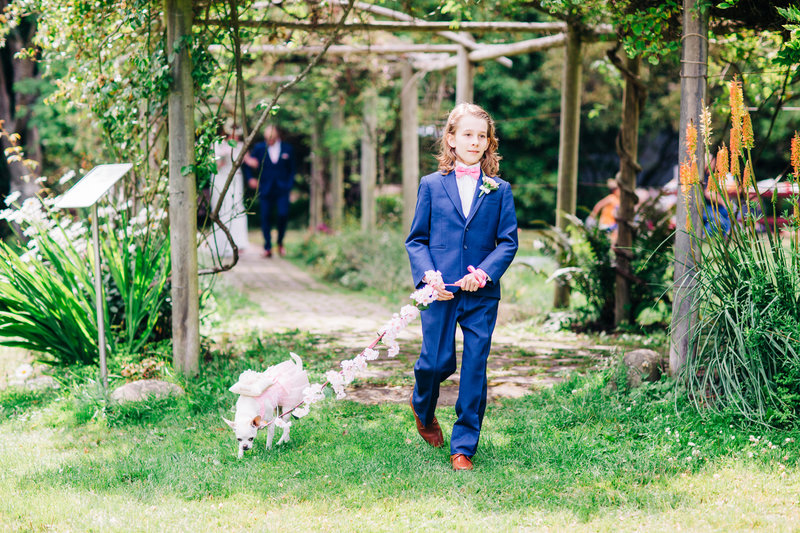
[326,0,514,67]
[209,43,463,54]
[414,33,567,72]
[199,19,567,33]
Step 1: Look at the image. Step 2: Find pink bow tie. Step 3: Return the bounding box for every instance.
[455,166,480,180]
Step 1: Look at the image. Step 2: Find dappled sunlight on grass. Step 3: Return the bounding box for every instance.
[3,360,800,531]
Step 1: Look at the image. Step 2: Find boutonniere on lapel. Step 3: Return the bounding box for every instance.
[478,176,499,197]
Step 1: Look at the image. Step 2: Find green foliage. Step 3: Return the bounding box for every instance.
[101,207,171,356]
[775,6,800,67]
[681,93,800,426]
[291,226,411,296]
[613,0,682,64]
[542,196,674,330]
[0,193,171,366]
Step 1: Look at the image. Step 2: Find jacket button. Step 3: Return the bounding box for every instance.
[463,245,467,249]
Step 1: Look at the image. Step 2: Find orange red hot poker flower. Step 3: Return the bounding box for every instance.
[792,131,799,179]
[742,112,754,151]
[729,79,744,127]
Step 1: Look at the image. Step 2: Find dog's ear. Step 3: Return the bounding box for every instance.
[222,417,235,430]
[251,415,263,428]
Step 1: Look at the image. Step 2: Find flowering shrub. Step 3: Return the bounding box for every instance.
[0,192,171,366]
[680,80,800,425]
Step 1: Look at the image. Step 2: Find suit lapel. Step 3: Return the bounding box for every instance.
[441,170,465,220]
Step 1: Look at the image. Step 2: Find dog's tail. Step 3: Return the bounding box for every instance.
[289,351,303,370]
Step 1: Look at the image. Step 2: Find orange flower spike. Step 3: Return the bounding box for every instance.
[707,169,718,195]
[686,122,698,160]
[791,131,800,179]
[742,111,754,151]
[716,143,729,181]
[729,79,744,127]
[679,161,692,196]
[730,125,741,178]
[743,161,752,189]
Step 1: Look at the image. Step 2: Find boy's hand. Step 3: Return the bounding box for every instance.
[455,267,488,292]
[424,275,453,301]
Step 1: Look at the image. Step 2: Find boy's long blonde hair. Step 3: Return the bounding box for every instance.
[436,102,501,177]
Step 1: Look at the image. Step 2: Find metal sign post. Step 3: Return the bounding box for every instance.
[55,163,133,389]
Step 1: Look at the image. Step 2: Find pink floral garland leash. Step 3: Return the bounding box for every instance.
[266,267,485,431]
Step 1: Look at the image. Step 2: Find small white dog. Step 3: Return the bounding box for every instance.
[223,352,310,458]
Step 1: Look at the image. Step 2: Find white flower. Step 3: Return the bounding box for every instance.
[478,176,499,197]
[326,371,346,400]
[302,383,325,405]
[15,363,34,380]
[58,170,76,185]
[4,190,21,205]
[274,417,292,430]
[292,404,310,418]
[410,285,437,307]
[362,348,379,361]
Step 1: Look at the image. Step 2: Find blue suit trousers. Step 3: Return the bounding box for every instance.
[412,291,499,457]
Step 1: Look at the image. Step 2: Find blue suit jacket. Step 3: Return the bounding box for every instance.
[405,170,519,299]
[243,141,296,197]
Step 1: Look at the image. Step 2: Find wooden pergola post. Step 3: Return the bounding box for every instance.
[401,62,419,231]
[361,87,378,231]
[670,0,707,375]
[310,119,325,231]
[329,95,345,230]
[165,0,199,376]
[456,46,474,103]
[614,54,642,326]
[553,25,583,309]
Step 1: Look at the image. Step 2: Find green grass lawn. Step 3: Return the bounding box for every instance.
[0,229,795,531]
[2,332,799,532]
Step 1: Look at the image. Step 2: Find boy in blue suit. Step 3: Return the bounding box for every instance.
[405,103,518,471]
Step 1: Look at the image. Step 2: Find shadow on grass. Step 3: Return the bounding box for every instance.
[15,382,696,521]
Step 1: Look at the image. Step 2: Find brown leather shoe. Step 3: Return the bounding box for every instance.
[450,453,473,471]
[409,396,444,447]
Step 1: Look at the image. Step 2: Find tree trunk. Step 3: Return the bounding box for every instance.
[553,25,583,308]
[328,95,345,231]
[401,62,419,232]
[360,88,377,232]
[614,54,642,326]
[0,7,41,201]
[670,0,707,375]
[165,0,200,376]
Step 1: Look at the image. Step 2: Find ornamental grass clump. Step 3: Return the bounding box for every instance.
[0,192,171,367]
[679,80,800,426]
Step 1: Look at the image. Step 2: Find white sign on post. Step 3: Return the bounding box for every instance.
[56,163,133,389]
[55,163,133,210]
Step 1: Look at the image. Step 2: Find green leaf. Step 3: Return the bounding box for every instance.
[180,164,194,176]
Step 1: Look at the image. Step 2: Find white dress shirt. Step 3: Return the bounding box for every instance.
[267,140,281,164]
[455,163,480,217]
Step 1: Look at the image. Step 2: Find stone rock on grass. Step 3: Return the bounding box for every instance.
[622,349,663,388]
[111,379,184,403]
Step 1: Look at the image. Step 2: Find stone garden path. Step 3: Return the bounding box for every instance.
[220,248,618,406]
